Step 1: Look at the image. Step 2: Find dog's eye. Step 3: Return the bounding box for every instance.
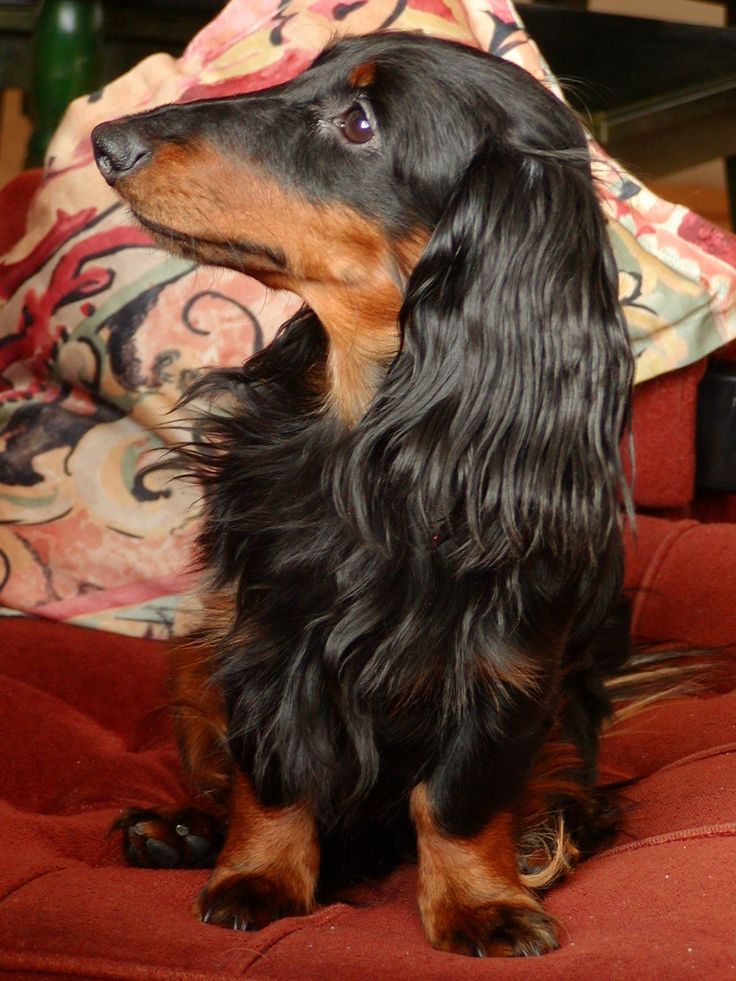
[338,105,374,144]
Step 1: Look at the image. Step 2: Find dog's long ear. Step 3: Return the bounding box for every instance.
[336,139,633,578]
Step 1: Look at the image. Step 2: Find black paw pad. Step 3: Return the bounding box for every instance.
[112,807,222,869]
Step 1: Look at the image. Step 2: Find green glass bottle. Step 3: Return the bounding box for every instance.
[27,0,103,167]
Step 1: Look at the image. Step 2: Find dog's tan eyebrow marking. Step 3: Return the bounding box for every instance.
[348,61,376,88]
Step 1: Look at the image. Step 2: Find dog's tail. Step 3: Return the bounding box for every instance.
[518,642,734,891]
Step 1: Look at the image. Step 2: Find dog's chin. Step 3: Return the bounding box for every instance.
[131,210,289,282]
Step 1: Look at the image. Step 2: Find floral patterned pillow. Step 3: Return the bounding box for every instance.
[1,0,735,637]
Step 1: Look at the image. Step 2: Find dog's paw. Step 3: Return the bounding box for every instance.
[427,898,560,958]
[113,807,222,869]
[194,870,314,931]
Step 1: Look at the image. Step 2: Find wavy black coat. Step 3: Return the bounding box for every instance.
[177,33,634,842]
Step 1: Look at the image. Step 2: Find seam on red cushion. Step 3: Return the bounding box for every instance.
[602,741,736,781]
[1,865,352,973]
[654,742,736,774]
[630,520,699,638]
[599,743,736,789]
[591,823,736,862]
[0,951,237,980]
[0,869,351,977]
[0,904,352,978]
[0,865,71,904]
[239,903,352,972]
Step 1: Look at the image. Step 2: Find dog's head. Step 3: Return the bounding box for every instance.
[91,32,581,273]
[93,32,633,580]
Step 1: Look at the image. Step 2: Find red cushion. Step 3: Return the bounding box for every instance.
[629,361,705,510]
[624,516,736,648]
[1,514,734,978]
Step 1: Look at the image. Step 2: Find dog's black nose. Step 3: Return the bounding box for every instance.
[92,121,151,185]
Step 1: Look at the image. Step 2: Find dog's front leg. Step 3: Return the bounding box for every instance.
[411,784,558,957]
[410,688,560,958]
[195,769,320,931]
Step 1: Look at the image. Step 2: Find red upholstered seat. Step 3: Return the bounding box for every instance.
[1,512,735,978]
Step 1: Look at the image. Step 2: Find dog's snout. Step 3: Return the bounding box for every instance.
[92,121,151,185]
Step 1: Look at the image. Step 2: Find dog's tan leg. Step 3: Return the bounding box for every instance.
[195,770,320,930]
[410,783,559,957]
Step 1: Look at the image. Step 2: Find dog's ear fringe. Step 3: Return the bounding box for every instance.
[334,138,634,580]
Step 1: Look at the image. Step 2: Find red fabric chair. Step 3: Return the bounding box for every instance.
[1,170,735,978]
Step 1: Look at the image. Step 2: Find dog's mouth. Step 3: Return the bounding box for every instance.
[132,212,289,275]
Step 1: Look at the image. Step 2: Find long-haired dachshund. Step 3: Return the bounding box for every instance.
[92,31,634,957]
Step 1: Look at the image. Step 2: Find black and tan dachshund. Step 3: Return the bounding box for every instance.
[92,31,634,957]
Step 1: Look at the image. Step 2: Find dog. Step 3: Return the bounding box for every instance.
[92,31,634,957]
